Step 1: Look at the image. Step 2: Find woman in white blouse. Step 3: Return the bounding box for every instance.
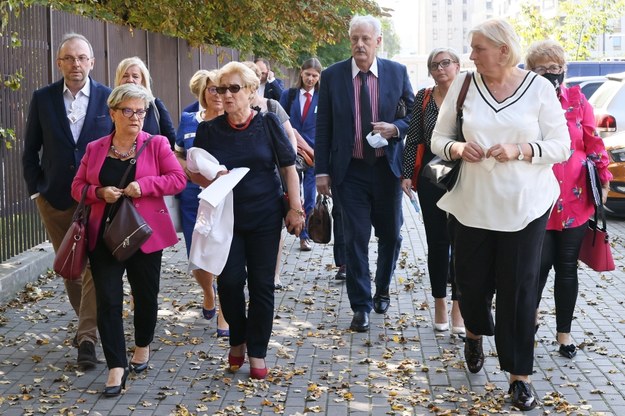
[430,19,570,411]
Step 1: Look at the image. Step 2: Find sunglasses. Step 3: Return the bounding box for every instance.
[429,59,456,71]
[206,86,218,95]
[216,85,244,94]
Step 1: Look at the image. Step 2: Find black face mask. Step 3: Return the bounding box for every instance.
[542,72,565,92]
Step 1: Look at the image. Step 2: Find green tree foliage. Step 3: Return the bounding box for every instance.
[15,0,379,66]
[511,0,625,61]
[381,18,401,59]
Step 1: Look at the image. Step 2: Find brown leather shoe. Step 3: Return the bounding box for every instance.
[464,337,484,373]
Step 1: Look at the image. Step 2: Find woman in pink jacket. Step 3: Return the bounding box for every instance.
[71,84,186,397]
[525,40,612,359]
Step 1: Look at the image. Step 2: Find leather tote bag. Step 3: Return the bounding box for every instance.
[102,136,154,261]
[579,205,615,272]
[53,186,90,280]
[422,72,472,191]
[308,195,332,244]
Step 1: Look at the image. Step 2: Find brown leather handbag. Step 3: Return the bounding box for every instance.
[102,137,154,261]
[53,186,90,280]
[308,195,332,244]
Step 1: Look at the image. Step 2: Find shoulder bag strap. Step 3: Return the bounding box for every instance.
[115,135,154,188]
[455,72,473,143]
[261,114,287,193]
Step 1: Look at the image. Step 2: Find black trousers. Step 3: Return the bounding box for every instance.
[417,173,457,300]
[451,210,549,375]
[537,222,587,333]
[89,240,162,369]
[218,224,281,358]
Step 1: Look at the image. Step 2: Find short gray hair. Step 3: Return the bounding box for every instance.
[469,19,521,68]
[107,83,154,109]
[349,15,382,38]
[57,33,94,57]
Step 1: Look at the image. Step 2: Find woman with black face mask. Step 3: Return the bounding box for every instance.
[525,40,612,359]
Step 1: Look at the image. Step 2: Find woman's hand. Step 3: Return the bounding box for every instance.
[98,186,123,203]
[454,142,485,163]
[486,143,516,163]
[401,178,413,197]
[186,168,229,188]
[285,208,305,237]
[123,181,142,198]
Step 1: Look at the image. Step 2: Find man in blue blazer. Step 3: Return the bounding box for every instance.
[255,58,284,101]
[22,33,113,368]
[315,15,414,332]
[280,58,322,251]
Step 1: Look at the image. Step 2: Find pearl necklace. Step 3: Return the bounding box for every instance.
[110,140,137,159]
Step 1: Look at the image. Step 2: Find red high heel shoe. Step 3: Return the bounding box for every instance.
[250,366,269,380]
[228,353,245,372]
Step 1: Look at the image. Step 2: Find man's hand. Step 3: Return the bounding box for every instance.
[371,121,399,139]
[316,176,332,196]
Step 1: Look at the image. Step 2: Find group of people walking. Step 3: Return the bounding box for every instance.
[21,13,611,412]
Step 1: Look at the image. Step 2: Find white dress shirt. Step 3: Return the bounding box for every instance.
[62,81,91,143]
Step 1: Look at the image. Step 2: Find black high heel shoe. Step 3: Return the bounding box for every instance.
[559,343,577,359]
[103,368,129,397]
[130,346,150,374]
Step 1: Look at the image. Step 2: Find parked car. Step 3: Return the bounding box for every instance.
[564,75,606,99]
[601,131,625,216]
[589,71,625,138]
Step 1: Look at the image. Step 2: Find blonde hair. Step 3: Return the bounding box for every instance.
[469,19,521,68]
[189,70,210,98]
[242,61,262,80]
[114,57,152,95]
[525,39,566,70]
[218,61,260,93]
[198,70,219,109]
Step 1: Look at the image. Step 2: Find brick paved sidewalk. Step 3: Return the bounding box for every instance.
[1,196,625,415]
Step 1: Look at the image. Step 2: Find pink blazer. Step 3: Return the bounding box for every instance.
[71,131,187,253]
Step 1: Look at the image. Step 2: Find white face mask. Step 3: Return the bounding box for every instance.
[366,131,388,148]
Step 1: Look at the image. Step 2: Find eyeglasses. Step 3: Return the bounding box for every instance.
[216,85,243,94]
[58,55,92,64]
[532,65,563,75]
[114,108,147,119]
[206,86,218,95]
[429,59,456,71]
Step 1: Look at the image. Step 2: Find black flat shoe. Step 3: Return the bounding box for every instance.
[508,380,537,411]
[464,337,484,374]
[559,343,577,359]
[350,311,369,332]
[103,368,129,398]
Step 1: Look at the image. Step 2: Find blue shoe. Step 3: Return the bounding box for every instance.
[202,307,216,320]
[217,328,230,337]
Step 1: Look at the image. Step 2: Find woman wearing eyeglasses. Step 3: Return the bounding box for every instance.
[401,48,465,337]
[114,57,176,150]
[525,40,612,359]
[192,62,304,379]
[175,69,229,337]
[71,83,186,396]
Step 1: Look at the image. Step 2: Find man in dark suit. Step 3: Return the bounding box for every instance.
[315,15,414,332]
[255,58,284,101]
[22,33,113,368]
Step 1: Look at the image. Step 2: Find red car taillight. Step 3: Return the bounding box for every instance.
[596,114,617,133]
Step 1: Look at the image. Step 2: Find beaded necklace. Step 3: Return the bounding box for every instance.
[110,140,137,159]
[226,111,254,131]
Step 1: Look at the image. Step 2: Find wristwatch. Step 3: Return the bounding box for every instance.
[517,144,524,161]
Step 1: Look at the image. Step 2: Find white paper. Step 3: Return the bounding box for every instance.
[198,167,249,207]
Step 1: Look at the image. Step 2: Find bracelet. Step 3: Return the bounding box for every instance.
[290,208,305,217]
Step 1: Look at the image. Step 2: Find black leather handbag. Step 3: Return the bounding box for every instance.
[103,136,154,261]
[422,72,472,191]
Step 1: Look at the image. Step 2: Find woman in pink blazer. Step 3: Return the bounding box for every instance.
[71,84,186,397]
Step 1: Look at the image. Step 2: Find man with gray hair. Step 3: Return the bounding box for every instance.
[315,15,414,332]
[22,33,112,369]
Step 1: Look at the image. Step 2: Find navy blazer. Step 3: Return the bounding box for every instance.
[263,79,285,101]
[22,77,113,210]
[279,88,319,146]
[315,58,414,186]
[143,97,176,150]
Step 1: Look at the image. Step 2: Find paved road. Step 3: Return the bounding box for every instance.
[0,196,624,415]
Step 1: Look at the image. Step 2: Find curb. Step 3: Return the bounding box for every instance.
[0,242,54,304]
